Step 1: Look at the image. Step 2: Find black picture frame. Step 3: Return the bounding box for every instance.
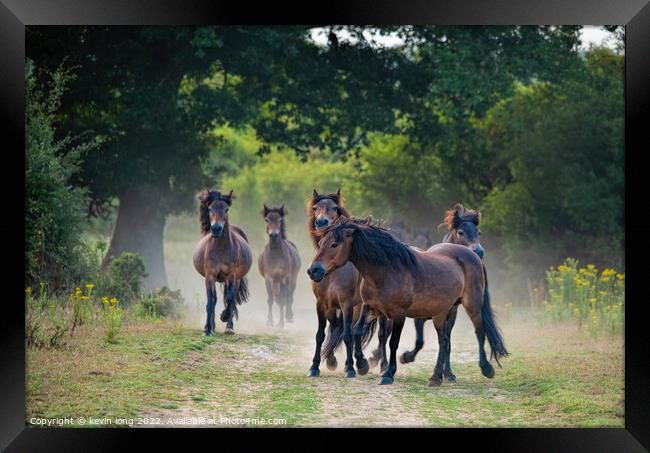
[2,0,648,450]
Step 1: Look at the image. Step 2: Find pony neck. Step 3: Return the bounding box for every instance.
[268,235,284,252]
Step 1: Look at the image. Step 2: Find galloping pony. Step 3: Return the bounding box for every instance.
[308,218,508,386]
[306,189,375,378]
[193,190,252,335]
[258,205,301,328]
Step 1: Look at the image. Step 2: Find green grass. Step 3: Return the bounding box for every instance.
[26,317,624,428]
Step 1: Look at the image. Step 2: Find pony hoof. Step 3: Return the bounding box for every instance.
[445,373,457,383]
[326,356,338,371]
[203,331,213,337]
[220,312,229,322]
[400,352,414,364]
[378,376,394,385]
[481,363,495,379]
[368,356,379,368]
[356,358,370,375]
[224,327,235,335]
[345,369,357,378]
[307,368,320,377]
[380,362,389,374]
[428,377,443,387]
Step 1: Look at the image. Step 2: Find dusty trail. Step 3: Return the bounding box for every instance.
[138,298,484,427]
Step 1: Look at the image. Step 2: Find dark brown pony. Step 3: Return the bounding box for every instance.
[193,190,252,336]
[399,204,486,381]
[258,205,301,328]
[308,219,507,386]
[306,189,375,378]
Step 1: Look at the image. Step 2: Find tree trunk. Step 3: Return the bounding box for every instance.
[104,184,167,291]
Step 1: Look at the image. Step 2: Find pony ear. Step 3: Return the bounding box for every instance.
[336,187,341,197]
[228,189,234,199]
[474,211,482,226]
[262,204,269,215]
[280,205,287,216]
[454,203,465,217]
[313,189,319,198]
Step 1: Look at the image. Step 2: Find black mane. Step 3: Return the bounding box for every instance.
[332,221,417,271]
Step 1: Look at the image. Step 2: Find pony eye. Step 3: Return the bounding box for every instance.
[331,243,338,248]
[458,230,464,236]
[225,208,229,213]
[478,230,481,236]
[313,206,317,211]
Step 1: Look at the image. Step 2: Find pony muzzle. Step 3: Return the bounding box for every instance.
[307,262,326,282]
[314,216,330,229]
[210,221,225,237]
[269,230,280,240]
[471,244,485,259]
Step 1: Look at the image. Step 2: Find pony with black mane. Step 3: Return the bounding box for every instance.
[308,217,508,386]
[305,189,376,378]
[193,189,252,335]
[258,204,301,328]
[398,203,487,381]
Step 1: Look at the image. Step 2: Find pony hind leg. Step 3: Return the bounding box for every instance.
[442,303,460,382]
[400,318,426,364]
[352,305,370,375]
[379,315,404,385]
[428,315,450,386]
[221,280,237,335]
[463,296,495,379]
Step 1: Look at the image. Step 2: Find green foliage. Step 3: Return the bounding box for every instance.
[25,60,98,286]
[479,46,623,273]
[135,287,184,320]
[214,129,355,249]
[95,252,147,306]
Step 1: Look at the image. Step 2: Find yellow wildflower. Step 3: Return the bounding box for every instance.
[587,264,596,270]
[589,297,597,303]
[86,283,95,290]
[616,273,625,280]
[101,296,109,304]
[80,295,89,301]
[25,287,32,296]
[110,298,118,305]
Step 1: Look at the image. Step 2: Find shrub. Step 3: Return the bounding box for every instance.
[539,258,624,335]
[25,60,98,287]
[134,286,184,320]
[95,252,147,306]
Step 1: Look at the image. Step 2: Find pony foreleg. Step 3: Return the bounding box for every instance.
[400,318,426,364]
[342,302,356,378]
[443,305,459,382]
[285,278,296,323]
[204,278,217,336]
[265,278,274,327]
[308,306,327,377]
[352,305,370,375]
[379,315,404,385]
[272,280,284,328]
[429,316,449,386]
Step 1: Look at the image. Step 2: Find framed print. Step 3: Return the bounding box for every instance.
[1,0,648,450]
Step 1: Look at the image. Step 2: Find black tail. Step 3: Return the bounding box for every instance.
[361,317,377,349]
[235,277,249,305]
[481,266,508,366]
[320,310,344,361]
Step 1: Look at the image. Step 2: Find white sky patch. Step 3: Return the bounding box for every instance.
[310,26,618,50]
